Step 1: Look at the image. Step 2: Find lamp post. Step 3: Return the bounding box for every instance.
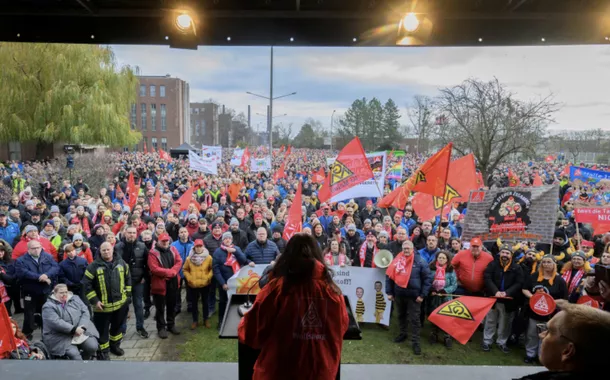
[330,110,336,152]
[246,46,296,153]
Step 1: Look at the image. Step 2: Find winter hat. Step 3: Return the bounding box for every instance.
[216,210,225,218]
[188,213,198,221]
[23,225,38,234]
[230,218,239,226]
[378,230,389,239]
[50,205,60,213]
[222,232,233,241]
[43,220,55,228]
[272,225,283,234]
[25,200,34,208]
[347,224,357,232]
[72,233,84,242]
[553,229,566,241]
[364,219,372,225]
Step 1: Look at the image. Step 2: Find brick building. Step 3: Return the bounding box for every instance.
[133,75,190,152]
[190,102,219,147]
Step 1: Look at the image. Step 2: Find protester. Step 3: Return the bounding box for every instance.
[452,238,494,296]
[183,239,213,329]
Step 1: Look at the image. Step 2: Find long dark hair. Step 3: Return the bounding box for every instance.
[430,250,454,272]
[270,233,341,295]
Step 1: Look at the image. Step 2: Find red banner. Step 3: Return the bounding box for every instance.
[428,296,496,345]
[283,181,303,241]
[0,302,17,358]
[574,208,610,223]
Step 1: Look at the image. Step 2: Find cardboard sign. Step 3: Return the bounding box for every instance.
[530,292,556,316]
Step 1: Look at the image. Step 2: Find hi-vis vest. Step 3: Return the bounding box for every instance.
[83,257,132,313]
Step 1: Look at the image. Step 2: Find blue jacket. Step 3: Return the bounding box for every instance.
[15,252,59,296]
[212,246,249,285]
[386,253,432,299]
[58,256,88,287]
[417,247,440,265]
[244,239,279,265]
[318,215,333,234]
[171,239,194,278]
[0,221,20,247]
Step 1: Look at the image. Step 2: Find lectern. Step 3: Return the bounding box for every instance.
[219,294,362,380]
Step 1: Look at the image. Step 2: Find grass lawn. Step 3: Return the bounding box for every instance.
[179,309,530,365]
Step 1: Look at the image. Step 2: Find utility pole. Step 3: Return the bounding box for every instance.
[330,110,336,152]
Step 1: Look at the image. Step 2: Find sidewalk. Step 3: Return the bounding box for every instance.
[11,290,199,361]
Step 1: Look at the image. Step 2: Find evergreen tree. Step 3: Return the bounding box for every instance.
[381,98,402,149]
[0,43,141,151]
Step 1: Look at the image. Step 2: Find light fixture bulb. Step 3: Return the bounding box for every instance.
[176,13,193,30]
[402,12,420,32]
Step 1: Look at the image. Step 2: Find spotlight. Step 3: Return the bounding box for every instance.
[541,38,545,42]
[605,36,609,41]
[290,37,294,42]
[17,33,20,38]
[165,36,169,40]
[478,38,483,42]
[91,35,95,39]
[402,13,420,32]
[227,36,231,41]
[353,37,357,42]
[176,13,193,31]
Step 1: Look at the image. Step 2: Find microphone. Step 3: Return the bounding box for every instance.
[238,278,260,317]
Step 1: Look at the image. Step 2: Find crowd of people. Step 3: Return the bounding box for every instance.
[0,147,609,365]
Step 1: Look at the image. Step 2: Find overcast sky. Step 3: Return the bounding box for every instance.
[112,44,610,137]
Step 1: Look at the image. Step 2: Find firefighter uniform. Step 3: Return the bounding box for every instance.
[82,255,132,359]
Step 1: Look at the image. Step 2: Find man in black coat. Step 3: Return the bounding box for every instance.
[482,244,524,353]
[203,222,224,317]
[229,218,249,250]
[115,226,149,339]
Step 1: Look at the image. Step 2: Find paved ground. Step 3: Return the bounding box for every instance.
[11,290,201,361]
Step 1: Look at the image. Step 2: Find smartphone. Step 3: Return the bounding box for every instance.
[594,264,610,285]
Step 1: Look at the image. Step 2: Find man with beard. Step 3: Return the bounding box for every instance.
[356,231,378,268]
[229,218,249,250]
[115,226,149,339]
[388,227,409,257]
[204,222,224,317]
[191,218,210,241]
[185,214,200,236]
[542,229,570,271]
[147,233,182,339]
[247,213,270,243]
[139,230,154,318]
[418,235,440,265]
[482,244,524,353]
[235,208,251,233]
[270,226,287,254]
[344,224,362,263]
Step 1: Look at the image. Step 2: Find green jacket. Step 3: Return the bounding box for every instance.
[82,256,132,313]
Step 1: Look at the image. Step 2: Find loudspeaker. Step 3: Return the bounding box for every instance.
[374,249,394,268]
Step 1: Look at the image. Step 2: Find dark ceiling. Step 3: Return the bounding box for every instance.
[1,0,609,47]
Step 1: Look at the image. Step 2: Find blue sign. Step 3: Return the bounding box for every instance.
[569,166,610,184]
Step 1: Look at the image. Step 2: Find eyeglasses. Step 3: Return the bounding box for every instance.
[536,323,575,346]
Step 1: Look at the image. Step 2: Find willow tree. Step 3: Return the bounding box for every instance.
[0,43,141,153]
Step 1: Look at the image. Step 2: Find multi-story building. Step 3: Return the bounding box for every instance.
[190,102,219,147]
[132,75,190,152]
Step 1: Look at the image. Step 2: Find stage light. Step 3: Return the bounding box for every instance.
[478,38,483,42]
[541,37,546,42]
[91,35,95,39]
[605,36,609,41]
[165,36,169,40]
[176,13,193,31]
[402,12,420,32]
[353,37,357,42]
[227,36,231,41]
[17,33,20,38]
[290,37,294,42]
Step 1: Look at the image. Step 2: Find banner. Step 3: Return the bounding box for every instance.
[574,208,610,223]
[461,185,558,243]
[201,145,222,163]
[250,156,272,172]
[231,148,244,166]
[0,302,17,358]
[325,152,386,202]
[228,264,392,326]
[568,166,610,207]
[386,160,403,180]
[189,150,218,175]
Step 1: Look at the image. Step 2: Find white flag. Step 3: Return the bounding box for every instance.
[250,156,272,172]
[202,145,222,163]
[189,150,218,175]
[231,148,244,166]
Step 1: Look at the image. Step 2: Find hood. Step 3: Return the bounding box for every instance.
[49,292,74,303]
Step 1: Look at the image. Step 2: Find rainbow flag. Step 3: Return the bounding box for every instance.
[387,161,403,180]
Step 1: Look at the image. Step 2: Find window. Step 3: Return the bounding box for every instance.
[142,137,147,151]
[139,85,146,97]
[160,85,166,97]
[152,137,158,150]
[161,138,167,151]
[140,103,147,130]
[160,104,167,131]
[150,85,156,97]
[195,121,200,136]
[151,104,157,131]
[130,104,137,130]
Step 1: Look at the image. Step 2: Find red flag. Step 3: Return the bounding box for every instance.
[125,172,139,211]
[283,181,303,241]
[533,172,543,186]
[159,148,172,162]
[508,168,520,187]
[476,171,484,188]
[143,141,148,154]
[241,147,251,170]
[545,155,555,163]
[150,144,155,153]
[412,154,478,221]
[411,143,452,197]
[176,186,197,212]
[318,137,373,203]
[560,165,570,178]
[312,168,326,184]
[428,296,496,345]
[285,145,292,156]
[0,303,17,358]
[378,180,414,209]
[273,162,286,183]
[150,187,161,214]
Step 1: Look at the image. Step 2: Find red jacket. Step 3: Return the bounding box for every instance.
[451,249,494,293]
[238,261,349,380]
[147,245,182,296]
[13,236,58,262]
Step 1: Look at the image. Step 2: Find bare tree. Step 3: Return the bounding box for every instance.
[435,78,559,181]
[406,95,436,153]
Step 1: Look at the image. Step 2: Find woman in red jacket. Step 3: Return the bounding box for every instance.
[238,233,349,380]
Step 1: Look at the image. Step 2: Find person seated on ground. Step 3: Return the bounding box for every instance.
[41,283,100,360]
[515,300,610,380]
[238,233,348,380]
[4,318,46,360]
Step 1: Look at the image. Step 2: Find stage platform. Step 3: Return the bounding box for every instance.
[1,361,542,380]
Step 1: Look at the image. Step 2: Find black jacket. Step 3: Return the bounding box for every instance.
[230,229,249,251]
[515,371,600,380]
[114,239,148,283]
[82,256,132,312]
[484,257,524,311]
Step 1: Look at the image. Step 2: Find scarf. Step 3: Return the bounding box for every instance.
[562,267,585,294]
[432,264,447,292]
[324,251,347,266]
[190,252,208,266]
[386,252,414,288]
[72,215,91,238]
[359,243,378,268]
[223,244,241,273]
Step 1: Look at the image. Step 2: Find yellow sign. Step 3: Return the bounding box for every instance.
[330,161,354,186]
[437,300,474,320]
[433,184,461,210]
[414,170,426,185]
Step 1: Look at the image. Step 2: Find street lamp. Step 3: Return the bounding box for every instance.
[330,110,336,152]
[246,46,297,153]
